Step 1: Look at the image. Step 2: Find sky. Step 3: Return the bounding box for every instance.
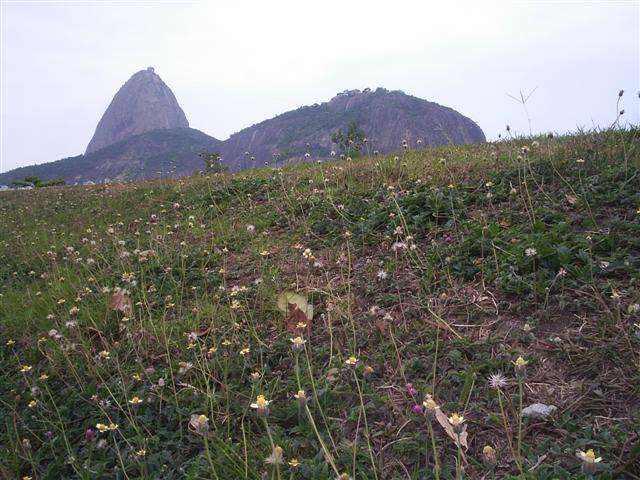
[0,0,638,173]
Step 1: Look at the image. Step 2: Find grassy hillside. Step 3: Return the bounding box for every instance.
[1,129,639,479]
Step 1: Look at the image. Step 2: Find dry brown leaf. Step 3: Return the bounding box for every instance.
[109,290,132,316]
[285,303,312,335]
[435,408,469,450]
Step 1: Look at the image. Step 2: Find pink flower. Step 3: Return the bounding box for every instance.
[85,429,94,443]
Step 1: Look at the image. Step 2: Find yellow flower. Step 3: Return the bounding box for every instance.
[578,449,602,464]
[250,394,271,416]
[296,322,306,330]
[448,413,464,426]
[423,396,438,412]
[108,423,118,431]
[345,356,358,366]
[260,250,271,256]
[96,423,108,433]
[208,346,218,354]
[513,356,528,367]
[288,458,301,468]
[189,414,210,434]
[136,449,146,456]
[98,350,110,360]
[132,374,142,381]
[28,400,38,408]
[290,336,306,352]
[128,396,143,405]
[6,339,15,345]
[302,248,313,259]
[222,339,231,346]
[239,346,250,356]
[20,365,33,373]
[39,374,49,380]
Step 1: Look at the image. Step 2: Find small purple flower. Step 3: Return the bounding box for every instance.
[413,404,424,415]
[405,382,418,398]
[85,429,94,443]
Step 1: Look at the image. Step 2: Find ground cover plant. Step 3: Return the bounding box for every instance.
[1,126,639,479]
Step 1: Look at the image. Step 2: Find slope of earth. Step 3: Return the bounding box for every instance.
[0,129,638,479]
[0,128,221,185]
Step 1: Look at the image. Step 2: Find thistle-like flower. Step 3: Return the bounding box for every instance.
[489,373,508,390]
[448,413,465,434]
[294,390,307,407]
[265,446,285,465]
[251,394,271,417]
[189,414,210,434]
[577,449,602,475]
[290,336,306,353]
[344,356,358,366]
[482,445,497,467]
[513,356,528,379]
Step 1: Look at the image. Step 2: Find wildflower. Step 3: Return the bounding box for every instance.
[132,373,142,381]
[296,322,307,331]
[28,400,38,408]
[6,339,15,345]
[265,445,285,465]
[513,356,528,379]
[488,373,507,389]
[413,404,424,415]
[482,445,497,467]
[96,423,108,433]
[39,374,49,381]
[85,429,94,443]
[250,371,261,383]
[20,365,33,373]
[345,355,358,366]
[178,362,193,374]
[405,383,418,397]
[128,396,143,406]
[337,474,352,480]
[239,346,250,356]
[98,350,110,360]
[250,394,271,417]
[525,247,537,257]
[448,413,465,434]
[189,414,210,434]
[577,449,602,475]
[136,449,146,457]
[288,458,301,471]
[302,248,313,259]
[422,396,439,420]
[290,336,306,353]
[376,270,388,280]
[576,158,585,163]
[108,423,118,431]
[294,390,307,407]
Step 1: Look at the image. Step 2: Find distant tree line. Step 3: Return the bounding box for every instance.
[12,176,65,188]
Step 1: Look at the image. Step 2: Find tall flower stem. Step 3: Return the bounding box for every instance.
[426,419,440,480]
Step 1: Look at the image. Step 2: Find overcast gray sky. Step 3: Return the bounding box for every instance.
[1,0,638,173]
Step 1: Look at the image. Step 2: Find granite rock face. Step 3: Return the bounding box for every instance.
[85,67,189,154]
[220,88,486,170]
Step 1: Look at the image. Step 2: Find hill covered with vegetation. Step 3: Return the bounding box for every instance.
[0,128,221,185]
[1,129,638,479]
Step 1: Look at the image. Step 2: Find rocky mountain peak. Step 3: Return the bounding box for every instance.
[85,67,189,154]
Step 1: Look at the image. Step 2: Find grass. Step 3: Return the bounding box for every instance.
[1,127,639,479]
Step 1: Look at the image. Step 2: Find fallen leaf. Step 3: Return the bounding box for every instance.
[277,291,313,334]
[109,290,132,316]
